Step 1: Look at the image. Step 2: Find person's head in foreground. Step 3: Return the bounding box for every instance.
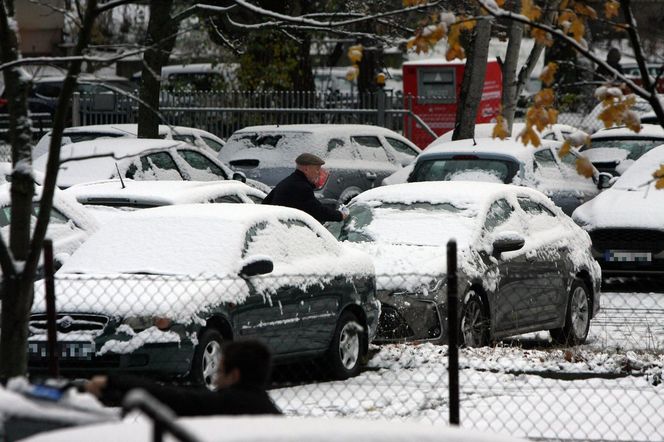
[216,339,273,389]
[295,152,326,186]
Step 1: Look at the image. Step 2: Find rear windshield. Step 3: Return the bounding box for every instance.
[222,131,348,166]
[581,138,663,161]
[410,158,519,184]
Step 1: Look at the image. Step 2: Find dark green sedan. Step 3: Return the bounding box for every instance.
[28,204,379,389]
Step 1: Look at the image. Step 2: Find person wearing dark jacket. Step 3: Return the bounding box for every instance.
[262,153,347,224]
[85,340,281,416]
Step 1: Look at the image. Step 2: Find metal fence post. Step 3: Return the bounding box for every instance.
[447,239,459,425]
[377,88,386,127]
[72,92,81,127]
[43,239,59,378]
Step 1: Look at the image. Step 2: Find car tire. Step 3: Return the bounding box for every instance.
[190,328,224,390]
[326,311,365,380]
[460,290,490,347]
[550,279,591,346]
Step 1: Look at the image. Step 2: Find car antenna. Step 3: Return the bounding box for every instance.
[115,163,126,189]
[473,136,477,146]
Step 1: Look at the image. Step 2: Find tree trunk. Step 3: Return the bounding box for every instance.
[501,0,523,131]
[137,0,177,139]
[452,18,492,140]
[0,0,100,378]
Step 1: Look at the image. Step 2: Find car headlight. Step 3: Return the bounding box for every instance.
[123,316,173,332]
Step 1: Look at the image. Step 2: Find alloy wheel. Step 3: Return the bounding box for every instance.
[462,299,485,347]
[338,322,360,370]
[202,340,222,390]
[570,286,589,339]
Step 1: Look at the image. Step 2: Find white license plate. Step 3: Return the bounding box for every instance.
[28,342,95,360]
[605,250,652,263]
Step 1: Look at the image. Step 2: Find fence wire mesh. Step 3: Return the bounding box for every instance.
[21,271,664,441]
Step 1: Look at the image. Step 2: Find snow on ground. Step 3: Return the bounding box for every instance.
[271,291,664,441]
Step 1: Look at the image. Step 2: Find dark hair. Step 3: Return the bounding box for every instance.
[221,340,273,387]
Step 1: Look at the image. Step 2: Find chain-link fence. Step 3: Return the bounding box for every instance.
[22,261,664,441]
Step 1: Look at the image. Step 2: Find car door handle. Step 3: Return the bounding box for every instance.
[365,172,377,180]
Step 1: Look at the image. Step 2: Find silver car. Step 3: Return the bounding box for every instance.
[220,124,421,204]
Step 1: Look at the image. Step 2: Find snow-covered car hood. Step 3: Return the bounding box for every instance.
[573,185,664,231]
[345,242,452,292]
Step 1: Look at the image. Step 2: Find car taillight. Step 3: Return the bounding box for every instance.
[0,98,7,108]
[316,168,330,190]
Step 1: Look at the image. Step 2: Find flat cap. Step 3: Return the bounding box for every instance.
[295,153,325,166]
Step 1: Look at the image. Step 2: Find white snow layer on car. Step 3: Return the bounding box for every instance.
[573,144,664,230]
[32,204,373,323]
[348,182,597,292]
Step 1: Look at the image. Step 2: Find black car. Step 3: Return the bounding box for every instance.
[329,181,602,347]
[28,204,380,389]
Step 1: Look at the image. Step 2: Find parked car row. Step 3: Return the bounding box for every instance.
[21,117,663,390]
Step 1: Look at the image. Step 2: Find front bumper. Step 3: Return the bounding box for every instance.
[373,291,446,343]
[27,339,195,380]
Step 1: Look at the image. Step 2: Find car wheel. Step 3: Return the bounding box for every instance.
[327,311,365,379]
[190,328,224,390]
[460,290,489,347]
[550,279,591,345]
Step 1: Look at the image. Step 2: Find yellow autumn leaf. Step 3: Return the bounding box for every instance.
[521,125,541,147]
[531,28,553,47]
[346,65,359,81]
[459,19,476,32]
[403,0,427,6]
[574,3,598,19]
[495,0,505,5]
[534,88,555,107]
[576,157,594,178]
[347,45,363,64]
[547,107,559,124]
[539,62,558,86]
[558,140,572,158]
[492,114,510,140]
[559,0,570,11]
[446,43,465,61]
[653,164,664,179]
[656,178,664,190]
[570,18,585,42]
[522,0,542,21]
[605,0,620,19]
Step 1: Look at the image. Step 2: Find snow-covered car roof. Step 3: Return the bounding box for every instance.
[433,123,575,144]
[590,124,664,140]
[32,138,186,188]
[232,124,408,137]
[21,415,526,442]
[58,203,339,277]
[420,137,554,164]
[34,124,226,159]
[572,143,664,230]
[64,179,265,206]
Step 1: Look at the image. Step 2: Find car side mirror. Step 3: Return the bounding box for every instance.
[597,172,614,189]
[240,255,273,277]
[492,231,525,258]
[232,171,247,183]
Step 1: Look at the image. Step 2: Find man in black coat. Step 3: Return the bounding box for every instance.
[85,340,281,416]
[263,153,347,223]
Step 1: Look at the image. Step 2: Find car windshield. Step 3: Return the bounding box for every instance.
[335,201,476,247]
[410,158,518,184]
[582,139,663,161]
